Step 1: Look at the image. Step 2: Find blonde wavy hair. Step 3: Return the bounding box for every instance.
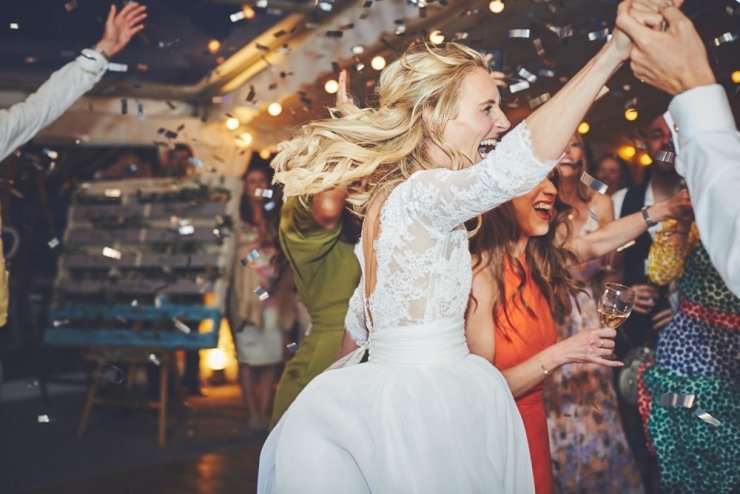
[271,42,490,216]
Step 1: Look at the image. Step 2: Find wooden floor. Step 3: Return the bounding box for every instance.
[1,382,265,494]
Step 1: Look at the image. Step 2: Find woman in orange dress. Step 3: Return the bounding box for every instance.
[466,174,689,493]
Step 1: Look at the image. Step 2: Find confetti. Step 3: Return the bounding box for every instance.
[107,63,129,72]
[173,318,192,334]
[517,67,537,84]
[654,150,676,164]
[588,28,610,42]
[580,172,608,194]
[694,407,722,427]
[254,287,270,301]
[588,209,599,222]
[98,363,125,384]
[148,353,161,366]
[352,45,365,55]
[64,0,78,11]
[616,240,636,252]
[38,414,52,423]
[230,10,246,22]
[264,201,276,211]
[102,247,122,259]
[9,23,19,30]
[53,319,70,327]
[121,99,128,115]
[178,224,195,236]
[240,249,261,266]
[318,0,334,12]
[508,29,530,38]
[104,188,121,198]
[509,80,530,94]
[48,237,60,249]
[713,32,737,46]
[286,342,299,354]
[528,92,551,109]
[538,69,555,78]
[188,158,203,168]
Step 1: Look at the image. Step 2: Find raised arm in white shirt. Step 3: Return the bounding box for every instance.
[665,84,740,296]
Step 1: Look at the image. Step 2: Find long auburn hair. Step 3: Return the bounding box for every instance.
[469,175,583,337]
[271,42,491,216]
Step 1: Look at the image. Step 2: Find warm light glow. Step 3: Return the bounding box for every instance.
[259,149,272,160]
[225,117,240,130]
[429,30,445,45]
[242,4,256,19]
[267,102,282,116]
[489,0,505,14]
[624,108,639,121]
[732,70,740,84]
[240,132,253,146]
[207,39,221,54]
[639,153,652,166]
[577,122,590,134]
[207,348,227,371]
[324,79,339,94]
[619,145,637,160]
[371,55,386,71]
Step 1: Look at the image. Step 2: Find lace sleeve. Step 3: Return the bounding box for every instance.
[400,123,555,233]
[344,281,368,344]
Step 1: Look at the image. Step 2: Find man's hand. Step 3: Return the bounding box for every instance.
[616,1,715,94]
[95,2,148,59]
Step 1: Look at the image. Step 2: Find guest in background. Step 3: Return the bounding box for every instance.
[228,164,295,431]
[95,149,153,180]
[639,212,739,493]
[610,112,682,493]
[162,143,195,178]
[594,153,633,196]
[545,134,643,493]
[0,2,147,161]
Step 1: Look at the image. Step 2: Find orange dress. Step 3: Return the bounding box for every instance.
[493,258,556,494]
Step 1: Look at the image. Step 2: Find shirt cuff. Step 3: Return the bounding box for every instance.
[79,48,109,74]
[668,84,734,146]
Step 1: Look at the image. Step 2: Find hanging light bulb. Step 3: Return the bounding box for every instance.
[207,39,221,54]
[371,55,386,71]
[624,108,639,121]
[225,117,240,130]
[429,30,445,45]
[489,0,505,14]
[267,102,282,116]
[240,132,253,146]
[577,122,590,134]
[325,79,339,94]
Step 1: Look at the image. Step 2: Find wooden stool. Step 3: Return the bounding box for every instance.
[77,348,173,447]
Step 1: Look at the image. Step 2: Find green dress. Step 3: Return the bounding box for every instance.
[269,196,361,427]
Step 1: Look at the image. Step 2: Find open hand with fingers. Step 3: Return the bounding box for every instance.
[95,2,148,59]
[555,327,623,367]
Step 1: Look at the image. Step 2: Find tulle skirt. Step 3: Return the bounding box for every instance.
[258,321,534,493]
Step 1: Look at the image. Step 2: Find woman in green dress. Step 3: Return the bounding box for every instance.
[269,189,361,427]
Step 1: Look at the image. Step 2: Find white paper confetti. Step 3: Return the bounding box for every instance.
[173,318,192,334]
[102,247,122,259]
[254,287,270,301]
[580,172,608,194]
[48,237,60,249]
[240,249,261,266]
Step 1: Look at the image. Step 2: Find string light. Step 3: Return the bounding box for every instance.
[732,70,740,84]
[577,122,590,134]
[639,153,652,166]
[624,108,639,121]
[619,145,636,160]
[240,132,253,146]
[371,55,386,71]
[489,0,505,14]
[225,117,240,130]
[324,79,339,94]
[267,102,282,116]
[207,39,221,54]
[429,30,445,45]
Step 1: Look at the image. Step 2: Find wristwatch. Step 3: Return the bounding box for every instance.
[641,205,657,228]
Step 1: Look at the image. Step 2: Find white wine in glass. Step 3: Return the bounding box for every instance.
[598,283,636,329]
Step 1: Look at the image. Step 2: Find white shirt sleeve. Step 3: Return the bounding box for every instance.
[0,48,108,161]
[667,84,740,297]
[611,187,628,219]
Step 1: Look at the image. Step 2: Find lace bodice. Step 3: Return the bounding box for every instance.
[346,123,555,343]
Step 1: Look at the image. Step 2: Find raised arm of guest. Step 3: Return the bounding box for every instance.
[617,0,740,296]
[0,2,147,161]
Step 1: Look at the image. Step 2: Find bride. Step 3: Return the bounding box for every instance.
[258,31,630,492]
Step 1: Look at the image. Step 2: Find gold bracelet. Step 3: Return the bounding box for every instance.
[540,363,551,377]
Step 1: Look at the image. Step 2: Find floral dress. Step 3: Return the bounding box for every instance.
[544,216,644,493]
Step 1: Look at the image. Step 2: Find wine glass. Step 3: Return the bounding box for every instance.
[598,283,636,329]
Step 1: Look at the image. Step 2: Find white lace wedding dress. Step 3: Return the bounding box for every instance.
[258,124,553,493]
